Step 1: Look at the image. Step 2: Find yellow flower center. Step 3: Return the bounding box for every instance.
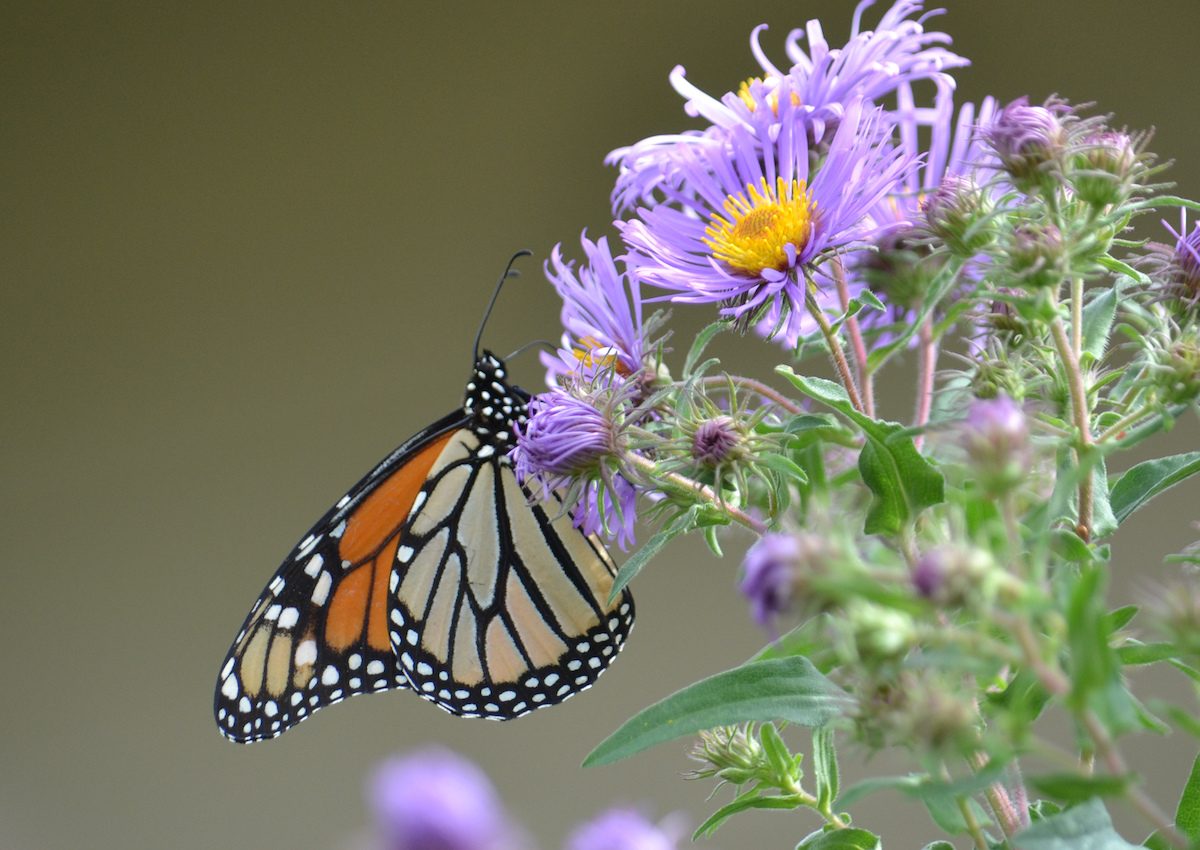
[704,177,815,274]
[736,77,802,115]
[572,336,632,376]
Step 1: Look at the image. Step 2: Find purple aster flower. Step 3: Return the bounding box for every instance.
[541,233,649,387]
[740,532,806,627]
[565,809,680,850]
[367,748,518,850]
[608,0,967,213]
[511,388,639,548]
[620,98,913,327]
[1146,211,1200,312]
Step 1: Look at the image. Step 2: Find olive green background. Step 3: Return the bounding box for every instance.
[4,2,1200,848]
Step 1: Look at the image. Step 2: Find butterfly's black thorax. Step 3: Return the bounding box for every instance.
[463,351,529,451]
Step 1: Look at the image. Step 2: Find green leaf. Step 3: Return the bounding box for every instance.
[813,726,840,813]
[584,656,851,767]
[1082,283,1120,363]
[1117,642,1181,666]
[759,452,810,484]
[795,827,880,850]
[684,321,729,378]
[607,507,698,602]
[1176,752,1200,842]
[776,369,944,535]
[1106,605,1140,632]
[1110,452,1200,525]
[693,790,800,839]
[1014,798,1140,849]
[759,723,795,782]
[1097,254,1151,285]
[1092,457,1119,540]
[1028,772,1133,804]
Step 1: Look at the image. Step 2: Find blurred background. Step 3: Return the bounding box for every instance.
[4,1,1200,848]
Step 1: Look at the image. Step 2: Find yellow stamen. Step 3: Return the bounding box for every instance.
[572,336,631,376]
[704,177,815,274]
[736,77,802,115]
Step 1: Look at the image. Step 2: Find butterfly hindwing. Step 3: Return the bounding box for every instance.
[387,428,635,718]
[214,412,465,742]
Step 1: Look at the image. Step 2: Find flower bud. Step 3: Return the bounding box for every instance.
[922,176,992,257]
[986,97,1067,192]
[860,227,945,311]
[691,416,743,466]
[1154,329,1200,405]
[1070,131,1139,208]
[912,544,996,608]
[1008,224,1065,290]
[739,532,836,627]
[960,394,1030,493]
[847,602,916,663]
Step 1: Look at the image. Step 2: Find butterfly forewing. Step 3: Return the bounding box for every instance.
[214,413,465,742]
[387,428,634,718]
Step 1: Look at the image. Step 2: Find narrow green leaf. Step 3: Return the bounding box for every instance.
[1097,254,1151,285]
[1117,642,1181,666]
[1082,284,1120,362]
[1028,772,1133,804]
[813,726,840,813]
[759,723,794,781]
[584,656,851,767]
[684,321,729,378]
[1014,798,1140,849]
[776,369,944,535]
[1092,457,1119,540]
[1106,605,1140,632]
[1110,452,1200,525]
[607,507,697,602]
[760,452,810,484]
[795,827,880,850]
[693,793,800,840]
[1175,752,1200,842]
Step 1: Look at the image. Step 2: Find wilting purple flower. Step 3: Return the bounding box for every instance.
[620,98,912,327]
[368,749,518,850]
[542,234,649,386]
[608,0,967,212]
[740,533,805,627]
[511,389,639,549]
[566,809,679,850]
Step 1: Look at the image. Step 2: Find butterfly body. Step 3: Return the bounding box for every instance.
[214,351,633,743]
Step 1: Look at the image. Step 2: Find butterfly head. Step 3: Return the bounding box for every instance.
[463,351,529,448]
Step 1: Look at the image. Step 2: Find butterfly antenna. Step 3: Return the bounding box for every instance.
[503,338,557,362]
[474,249,533,365]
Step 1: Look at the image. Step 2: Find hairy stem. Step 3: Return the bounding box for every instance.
[832,257,876,418]
[914,319,938,450]
[698,375,804,415]
[1048,310,1094,540]
[624,453,767,534]
[804,283,864,414]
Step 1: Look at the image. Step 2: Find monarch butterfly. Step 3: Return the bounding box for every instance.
[213,257,635,743]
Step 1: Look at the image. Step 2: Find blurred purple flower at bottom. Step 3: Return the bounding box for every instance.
[368,749,518,850]
[566,809,680,850]
[740,532,804,627]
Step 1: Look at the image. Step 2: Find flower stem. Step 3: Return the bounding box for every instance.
[1048,308,1094,540]
[624,452,767,533]
[914,319,938,450]
[699,376,804,415]
[832,257,875,418]
[804,279,865,414]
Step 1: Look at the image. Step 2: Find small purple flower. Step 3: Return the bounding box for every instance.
[608,0,968,212]
[984,96,1067,189]
[961,394,1030,492]
[1149,211,1200,312]
[566,809,679,850]
[542,234,649,386]
[511,388,639,549]
[368,749,517,850]
[740,532,805,627]
[620,98,913,326]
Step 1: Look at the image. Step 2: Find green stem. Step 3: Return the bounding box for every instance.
[832,257,875,418]
[624,452,767,534]
[804,278,865,414]
[914,318,938,450]
[1048,308,1094,540]
[698,375,804,415]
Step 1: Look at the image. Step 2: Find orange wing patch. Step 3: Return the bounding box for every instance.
[338,430,455,564]
[325,430,456,653]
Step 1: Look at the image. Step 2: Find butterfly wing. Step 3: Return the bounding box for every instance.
[387,428,635,718]
[214,411,466,742]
